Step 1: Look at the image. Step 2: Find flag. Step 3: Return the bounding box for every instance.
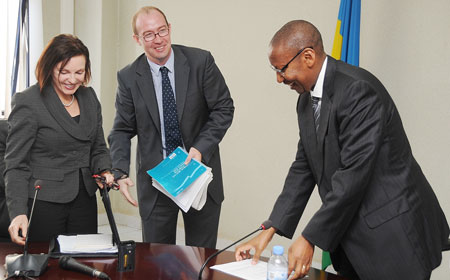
[323,0,361,271]
[331,0,361,66]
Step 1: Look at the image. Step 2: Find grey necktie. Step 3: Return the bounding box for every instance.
[311,96,321,131]
[160,66,183,155]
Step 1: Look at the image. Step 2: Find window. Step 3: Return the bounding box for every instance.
[0,0,42,118]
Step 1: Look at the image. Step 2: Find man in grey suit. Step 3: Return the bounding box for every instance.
[235,20,449,280]
[108,6,234,248]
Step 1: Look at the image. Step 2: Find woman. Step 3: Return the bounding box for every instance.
[5,34,114,245]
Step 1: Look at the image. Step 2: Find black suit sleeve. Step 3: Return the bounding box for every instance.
[88,88,112,174]
[0,119,8,190]
[108,71,138,175]
[269,136,316,238]
[191,52,234,163]
[0,119,10,237]
[4,93,38,220]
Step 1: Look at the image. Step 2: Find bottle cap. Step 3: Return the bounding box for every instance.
[272,245,284,255]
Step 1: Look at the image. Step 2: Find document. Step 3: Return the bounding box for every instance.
[147,147,213,212]
[211,259,268,280]
[57,234,118,254]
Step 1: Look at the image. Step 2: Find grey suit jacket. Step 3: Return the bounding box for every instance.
[5,84,111,220]
[108,45,234,220]
[0,119,9,238]
[269,57,449,279]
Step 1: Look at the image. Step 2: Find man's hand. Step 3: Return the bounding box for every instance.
[185,147,202,165]
[235,227,276,264]
[117,177,138,207]
[8,215,28,245]
[287,235,314,279]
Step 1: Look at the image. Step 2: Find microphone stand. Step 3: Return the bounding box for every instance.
[198,221,272,280]
[95,175,136,272]
[5,184,49,279]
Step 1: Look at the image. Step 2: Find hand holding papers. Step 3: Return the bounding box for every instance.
[147,147,213,212]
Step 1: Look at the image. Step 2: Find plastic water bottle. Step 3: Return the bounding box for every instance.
[267,245,288,280]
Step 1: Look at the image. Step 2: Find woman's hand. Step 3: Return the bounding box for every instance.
[96,171,115,189]
[8,215,28,245]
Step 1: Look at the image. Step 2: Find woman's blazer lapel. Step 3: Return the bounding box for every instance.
[40,85,94,141]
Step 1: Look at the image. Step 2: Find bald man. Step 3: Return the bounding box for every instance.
[235,20,449,280]
[108,6,234,248]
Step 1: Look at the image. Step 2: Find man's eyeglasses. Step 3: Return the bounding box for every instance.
[138,28,169,42]
[271,46,313,76]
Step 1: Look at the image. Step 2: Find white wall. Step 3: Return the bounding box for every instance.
[43,0,450,278]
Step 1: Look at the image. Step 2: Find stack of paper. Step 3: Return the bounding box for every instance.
[147,147,213,212]
[57,234,118,254]
[211,259,268,280]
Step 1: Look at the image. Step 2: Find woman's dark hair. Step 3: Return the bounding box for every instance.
[35,34,91,90]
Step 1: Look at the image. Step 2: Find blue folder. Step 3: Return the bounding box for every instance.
[147,147,207,197]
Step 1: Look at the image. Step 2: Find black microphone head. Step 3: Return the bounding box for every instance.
[260,220,273,230]
[58,256,71,268]
[58,255,109,279]
[34,179,43,190]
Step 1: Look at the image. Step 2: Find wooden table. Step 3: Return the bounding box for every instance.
[0,242,347,279]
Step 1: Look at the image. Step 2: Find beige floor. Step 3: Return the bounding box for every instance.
[97,222,232,250]
[97,223,143,243]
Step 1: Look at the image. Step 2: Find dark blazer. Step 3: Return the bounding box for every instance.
[108,45,234,220]
[269,57,449,280]
[5,84,111,220]
[0,119,9,239]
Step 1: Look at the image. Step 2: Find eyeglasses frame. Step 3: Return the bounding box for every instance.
[271,46,314,76]
[137,27,170,42]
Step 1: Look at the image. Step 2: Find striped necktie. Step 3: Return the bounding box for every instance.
[311,96,321,131]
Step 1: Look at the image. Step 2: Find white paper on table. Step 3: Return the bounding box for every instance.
[57,234,118,253]
[210,259,268,280]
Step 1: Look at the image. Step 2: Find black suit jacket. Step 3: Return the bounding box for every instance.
[0,119,9,239]
[108,45,234,220]
[5,84,111,220]
[269,57,449,279]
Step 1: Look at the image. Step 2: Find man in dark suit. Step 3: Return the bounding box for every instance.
[108,6,234,248]
[235,20,449,280]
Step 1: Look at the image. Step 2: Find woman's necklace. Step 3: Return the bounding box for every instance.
[62,95,75,107]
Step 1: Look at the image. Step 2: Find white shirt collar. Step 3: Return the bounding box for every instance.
[147,48,175,75]
[310,56,328,99]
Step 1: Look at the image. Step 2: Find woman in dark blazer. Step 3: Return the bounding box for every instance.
[0,119,10,241]
[5,34,114,245]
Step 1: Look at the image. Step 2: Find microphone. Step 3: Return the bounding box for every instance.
[198,220,273,279]
[5,180,49,278]
[59,256,110,279]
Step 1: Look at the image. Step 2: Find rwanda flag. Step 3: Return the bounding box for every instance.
[331,0,361,66]
[323,0,361,271]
